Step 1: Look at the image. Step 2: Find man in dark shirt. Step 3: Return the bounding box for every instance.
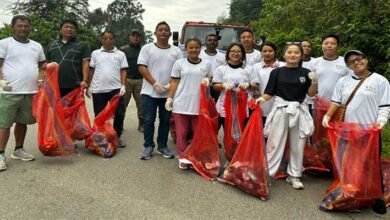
[120,29,143,132]
[45,19,90,97]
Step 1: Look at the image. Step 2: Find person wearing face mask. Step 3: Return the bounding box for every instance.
[45,19,90,97]
[88,31,128,148]
[137,21,182,160]
[322,50,389,214]
[165,38,211,168]
[251,42,285,123]
[256,43,318,190]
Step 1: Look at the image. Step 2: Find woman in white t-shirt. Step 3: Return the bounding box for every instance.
[165,38,211,168]
[322,50,390,214]
[252,41,285,123]
[212,43,259,161]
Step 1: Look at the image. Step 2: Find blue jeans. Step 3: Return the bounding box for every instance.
[142,94,171,149]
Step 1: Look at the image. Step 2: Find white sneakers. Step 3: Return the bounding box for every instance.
[0,154,6,171]
[286,176,304,190]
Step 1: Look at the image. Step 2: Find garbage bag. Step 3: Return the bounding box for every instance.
[223,89,247,161]
[179,84,220,180]
[320,122,382,211]
[381,158,390,207]
[33,63,74,156]
[219,100,270,200]
[85,95,120,158]
[60,87,93,140]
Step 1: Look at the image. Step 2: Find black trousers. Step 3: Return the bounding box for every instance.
[92,89,125,137]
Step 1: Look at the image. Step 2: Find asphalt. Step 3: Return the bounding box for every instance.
[0,99,388,220]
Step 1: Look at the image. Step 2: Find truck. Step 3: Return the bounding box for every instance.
[172,21,254,53]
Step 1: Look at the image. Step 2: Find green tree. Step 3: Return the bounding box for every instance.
[106,0,146,46]
[229,0,262,24]
[252,0,390,77]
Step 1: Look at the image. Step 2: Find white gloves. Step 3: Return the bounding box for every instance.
[322,115,330,128]
[255,97,266,104]
[0,80,12,91]
[308,71,318,84]
[153,82,168,94]
[223,82,234,90]
[119,85,126,96]
[377,116,388,129]
[165,97,173,111]
[239,82,250,89]
[201,78,210,86]
[86,88,92,98]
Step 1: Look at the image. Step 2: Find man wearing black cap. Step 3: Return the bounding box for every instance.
[120,29,143,132]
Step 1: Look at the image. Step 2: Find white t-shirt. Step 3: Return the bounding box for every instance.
[138,43,182,98]
[90,47,128,93]
[251,60,285,116]
[302,57,316,70]
[0,37,45,94]
[311,56,350,100]
[212,64,259,117]
[245,49,262,67]
[331,73,390,125]
[171,58,211,115]
[199,49,225,76]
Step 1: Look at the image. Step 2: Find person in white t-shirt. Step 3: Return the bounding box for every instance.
[311,34,350,100]
[138,21,182,160]
[165,38,212,168]
[301,40,316,70]
[322,50,389,214]
[251,41,285,123]
[0,15,47,171]
[239,29,262,67]
[88,31,128,148]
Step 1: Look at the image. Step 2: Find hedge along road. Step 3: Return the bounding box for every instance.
[0,98,387,219]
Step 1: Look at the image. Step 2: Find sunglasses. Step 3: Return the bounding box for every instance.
[286,41,301,45]
[347,56,365,66]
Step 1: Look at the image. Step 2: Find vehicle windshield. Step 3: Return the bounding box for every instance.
[182,26,244,52]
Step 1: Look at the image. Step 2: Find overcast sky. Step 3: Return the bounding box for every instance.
[0,0,231,33]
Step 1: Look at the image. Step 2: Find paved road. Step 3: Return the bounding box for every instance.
[0,99,388,219]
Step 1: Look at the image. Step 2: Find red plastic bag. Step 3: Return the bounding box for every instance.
[219,100,270,200]
[381,158,390,207]
[60,87,93,140]
[223,89,247,161]
[85,94,120,158]
[179,84,220,180]
[33,63,75,156]
[320,122,382,211]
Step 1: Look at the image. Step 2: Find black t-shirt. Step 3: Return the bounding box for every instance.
[264,66,311,103]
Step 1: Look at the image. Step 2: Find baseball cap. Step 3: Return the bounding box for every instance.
[344,50,366,64]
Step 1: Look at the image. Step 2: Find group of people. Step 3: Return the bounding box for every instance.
[0,15,389,214]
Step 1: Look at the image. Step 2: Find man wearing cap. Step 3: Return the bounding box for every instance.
[120,29,144,132]
[45,19,90,97]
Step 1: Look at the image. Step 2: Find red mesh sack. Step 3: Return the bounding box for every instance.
[60,87,93,140]
[223,89,247,161]
[32,63,75,156]
[304,97,333,172]
[85,94,120,158]
[320,122,382,211]
[179,84,220,180]
[381,158,390,207]
[219,99,270,200]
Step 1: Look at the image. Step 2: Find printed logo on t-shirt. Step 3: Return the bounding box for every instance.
[336,64,344,69]
[216,59,224,65]
[299,77,306,83]
[365,85,375,92]
[31,46,39,52]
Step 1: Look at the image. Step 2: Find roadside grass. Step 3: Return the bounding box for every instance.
[382,124,390,158]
